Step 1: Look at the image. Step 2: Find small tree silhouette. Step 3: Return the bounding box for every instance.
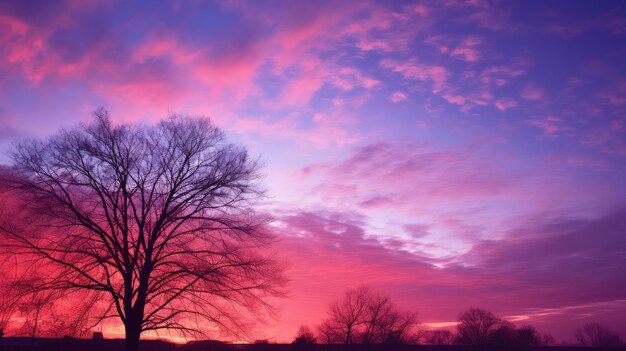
[318,286,418,345]
[425,330,454,345]
[292,325,317,344]
[456,308,500,345]
[574,322,623,348]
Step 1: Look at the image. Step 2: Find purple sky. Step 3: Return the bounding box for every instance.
[1,0,625,343]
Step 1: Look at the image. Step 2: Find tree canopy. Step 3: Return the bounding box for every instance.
[0,110,286,351]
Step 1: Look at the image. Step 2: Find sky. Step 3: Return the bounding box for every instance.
[1,0,626,343]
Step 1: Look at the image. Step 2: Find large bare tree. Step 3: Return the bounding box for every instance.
[0,110,285,351]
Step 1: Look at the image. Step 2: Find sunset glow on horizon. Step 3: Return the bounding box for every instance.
[1,0,625,344]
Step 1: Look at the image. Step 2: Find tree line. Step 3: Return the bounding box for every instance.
[290,286,624,348]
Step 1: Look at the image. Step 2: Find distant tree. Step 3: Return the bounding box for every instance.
[540,333,556,346]
[411,326,430,345]
[0,110,286,351]
[488,321,542,349]
[362,293,418,344]
[292,325,316,344]
[317,319,343,344]
[361,293,390,344]
[318,286,419,345]
[324,286,370,344]
[425,330,455,345]
[456,308,501,345]
[574,322,623,348]
[292,325,316,351]
[515,325,542,347]
[488,321,517,347]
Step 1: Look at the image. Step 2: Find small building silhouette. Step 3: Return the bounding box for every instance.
[92,332,104,340]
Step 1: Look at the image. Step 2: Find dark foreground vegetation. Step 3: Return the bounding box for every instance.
[1,337,626,351]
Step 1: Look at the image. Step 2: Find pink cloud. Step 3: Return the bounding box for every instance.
[0,0,391,123]
[425,35,483,62]
[0,15,48,82]
[521,86,544,101]
[303,142,521,218]
[132,37,200,65]
[480,64,526,86]
[230,110,362,147]
[328,66,380,92]
[388,91,407,103]
[403,4,429,17]
[291,138,621,260]
[442,94,467,105]
[345,3,431,53]
[450,37,483,62]
[442,91,493,112]
[360,196,395,208]
[381,59,450,93]
[495,97,517,111]
[528,116,565,135]
[425,35,451,54]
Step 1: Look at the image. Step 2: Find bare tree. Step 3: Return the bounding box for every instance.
[456,308,501,345]
[291,326,316,351]
[317,319,339,344]
[318,286,418,345]
[425,330,454,345]
[292,325,316,344]
[363,294,417,344]
[361,293,391,344]
[540,333,556,346]
[514,325,543,347]
[0,110,285,351]
[487,321,544,348]
[574,322,623,348]
[327,286,370,344]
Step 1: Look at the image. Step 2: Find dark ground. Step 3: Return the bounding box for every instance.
[1,338,625,351]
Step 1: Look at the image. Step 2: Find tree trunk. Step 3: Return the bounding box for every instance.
[30,304,40,351]
[124,321,141,351]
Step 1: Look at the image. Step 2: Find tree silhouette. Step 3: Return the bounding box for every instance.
[292,325,316,344]
[292,325,316,350]
[361,293,417,344]
[0,110,285,351]
[456,308,500,346]
[488,321,543,349]
[574,322,623,348]
[318,286,418,345]
[425,330,454,345]
[326,286,369,344]
[514,325,543,347]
